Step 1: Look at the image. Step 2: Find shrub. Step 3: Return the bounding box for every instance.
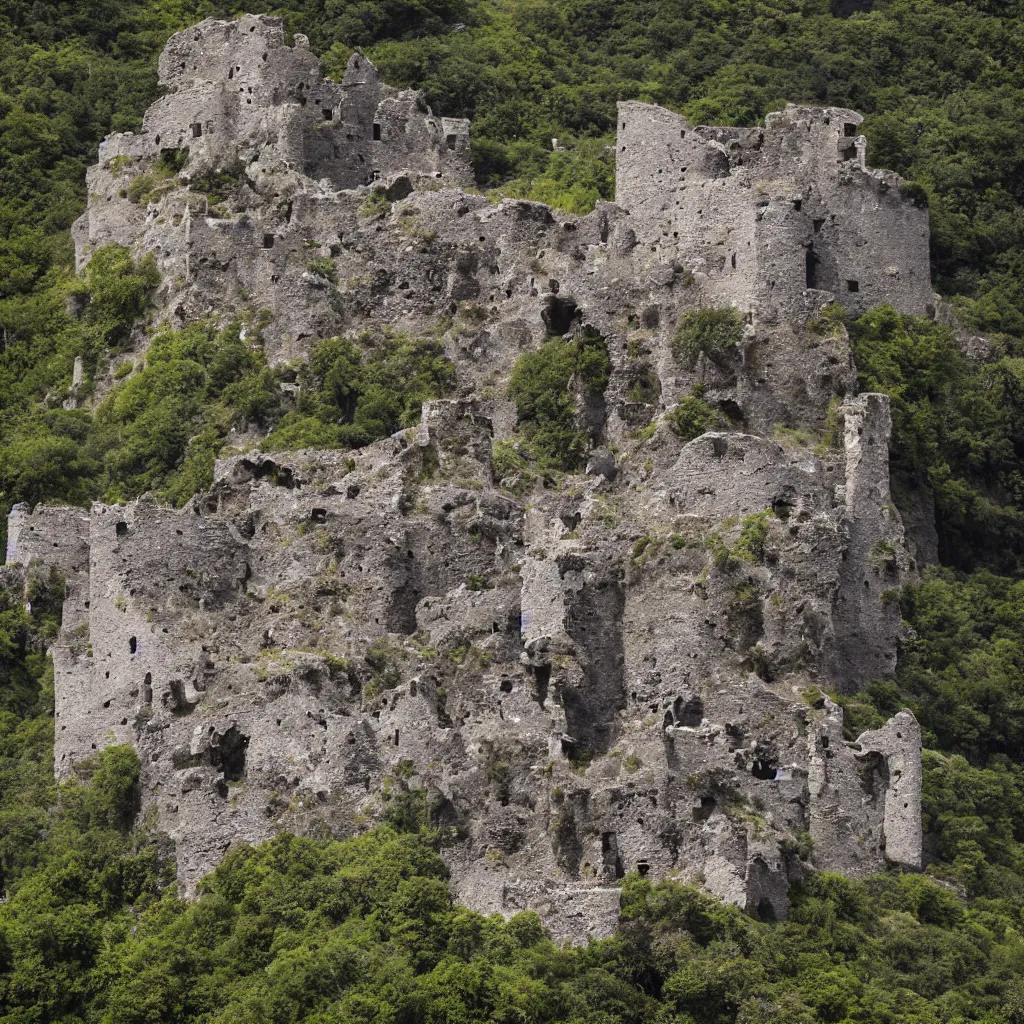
[307,257,336,281]
[668,385,717,442]
[508,325,611,470]
[673,307,743,367]
[262,331,455,453]
[358,190,392,218]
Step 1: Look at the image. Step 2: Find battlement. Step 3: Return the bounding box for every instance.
[615,100,932,317]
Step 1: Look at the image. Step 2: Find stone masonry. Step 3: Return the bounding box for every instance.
[6,15,933,940]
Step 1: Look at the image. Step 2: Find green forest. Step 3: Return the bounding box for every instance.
[2,0,1024,1019]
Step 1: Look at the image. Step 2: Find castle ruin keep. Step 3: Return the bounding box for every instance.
[6,15,933,939]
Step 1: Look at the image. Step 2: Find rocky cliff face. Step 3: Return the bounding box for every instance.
[7,14,930,940]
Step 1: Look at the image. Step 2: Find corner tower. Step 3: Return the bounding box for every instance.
[615,101,931,318]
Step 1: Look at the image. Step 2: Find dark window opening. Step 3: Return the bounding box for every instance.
[372,123,381,141]
[310,508,327,524]
[115,521,128,538]
[143,672,152,704]
[262,234,274,249]
[393,729,400,746]
[752,758,777,780]
[756,898,777,922]
[813,218,825,233]
[128,636,137,655]
[731,252,737,269]
[792,199,802,211]
[847,279,860,292]
[805,246,820,289]
[693,795,717,821]
[674,694,704,727]
[636,861,651,878]
[445,133,457,150]
[840,142,857,161]
[530,663,550,706]
[499,678,513,693]
[844,122,858,137]
[212,725,249,783]
[191,122,203,138]
[601,833,624,879]
[541,294,578,335]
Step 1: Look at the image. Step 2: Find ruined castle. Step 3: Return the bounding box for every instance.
[7,15,932,939]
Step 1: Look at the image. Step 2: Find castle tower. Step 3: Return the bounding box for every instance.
[615,101,932,319]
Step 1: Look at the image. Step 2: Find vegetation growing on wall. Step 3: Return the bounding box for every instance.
[673,308,744,369]
[509,326,611,470]
[261,331,456,453]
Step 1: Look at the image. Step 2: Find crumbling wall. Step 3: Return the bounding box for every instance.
[38,14,939,940]
[10,392,922,936]
[616,101,932,320]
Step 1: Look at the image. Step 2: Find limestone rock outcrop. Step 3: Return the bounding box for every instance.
[5,14,932,940]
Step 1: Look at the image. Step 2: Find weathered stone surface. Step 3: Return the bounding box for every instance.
[3,14,934,941]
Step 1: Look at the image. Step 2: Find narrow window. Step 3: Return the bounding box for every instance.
[372,123,381,141]
[129,636,137,655]
[191,122,203,138]
[322,107,333,120]
[792,199,802,212]
[143,672,153,704]
[445,133,457,150]
[115,521,128,538]
[805,246,820,289]
[731,252,737,269]
[262,234,274,249]
[813,218,825,233]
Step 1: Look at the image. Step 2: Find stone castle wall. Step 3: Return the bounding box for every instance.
[7,392,921,939]
[6,14,938,939]
[616,101,932,318]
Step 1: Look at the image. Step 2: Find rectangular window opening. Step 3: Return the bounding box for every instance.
[262,234,274,249]
[372,123,381,141]
[806,246,820,289]
[847,279,860,293]
[191,122,203,138]
[322,107,333,120]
